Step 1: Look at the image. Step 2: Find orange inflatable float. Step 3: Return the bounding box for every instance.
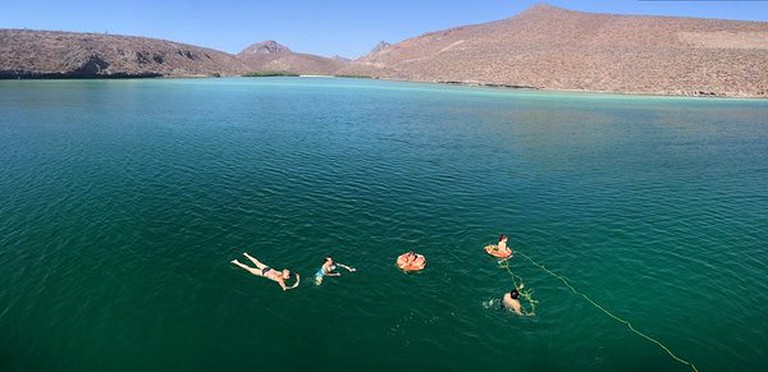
[396,251,426,272]
[485,244,512,259]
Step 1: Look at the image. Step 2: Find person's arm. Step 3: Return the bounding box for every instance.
[337,263,356,272]
[284,274,300,290]
[325,263,341,276]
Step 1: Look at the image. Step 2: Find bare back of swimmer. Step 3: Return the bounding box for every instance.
[503,289,523,316]
[231,252,300,291]
[496,235,512,255]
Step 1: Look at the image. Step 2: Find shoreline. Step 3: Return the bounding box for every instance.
[424,79,767,100]
[370,76,767,100]
[2,74,766,100]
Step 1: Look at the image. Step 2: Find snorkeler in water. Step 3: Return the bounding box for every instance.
[231,253,300,291]
[502,288,523,315]
[315,256,356,285]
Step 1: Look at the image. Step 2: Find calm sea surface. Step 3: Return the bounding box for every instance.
[1,78,767,371]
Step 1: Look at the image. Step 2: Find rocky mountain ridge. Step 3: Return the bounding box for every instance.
[0,30,345,78]
[339,4,768,97]
[0,29,248,78]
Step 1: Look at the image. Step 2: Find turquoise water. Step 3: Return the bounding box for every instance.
[1,78,767,371]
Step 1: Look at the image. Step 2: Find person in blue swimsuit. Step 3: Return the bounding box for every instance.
[315,256,356,285]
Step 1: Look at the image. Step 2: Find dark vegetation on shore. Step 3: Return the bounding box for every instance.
[0,70,163,79]
[242,71,300,77]
[333,74,373,79]
[439,81,538,90]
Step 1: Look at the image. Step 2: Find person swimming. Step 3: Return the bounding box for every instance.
[315,256,356,285]
[502,288,523,315]
[231,252,300,291]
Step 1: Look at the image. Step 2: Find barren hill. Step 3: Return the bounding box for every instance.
[238,40,346,75]
[341,4,768,97]
[0,31,346,78]
[0,29,248,78]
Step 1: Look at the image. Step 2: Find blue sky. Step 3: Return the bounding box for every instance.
[2,1,766,58]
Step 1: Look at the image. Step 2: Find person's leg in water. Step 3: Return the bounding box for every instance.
[231,259,264,276]
[243,253,268,270]
[231,253,269,277]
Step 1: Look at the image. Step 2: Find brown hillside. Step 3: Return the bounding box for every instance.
[342,4,768,97]
[238,40,346,75]
[0,29,247,78]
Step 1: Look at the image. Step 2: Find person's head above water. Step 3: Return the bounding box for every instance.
[282,269,290,279]
[325,256,333,264]
[499,234,507,242]
[510,289,519,299]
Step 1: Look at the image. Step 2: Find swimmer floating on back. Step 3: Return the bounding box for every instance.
[315,256,356,285]
[231,253,300,291]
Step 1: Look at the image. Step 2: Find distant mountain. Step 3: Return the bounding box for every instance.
[240,40,292,55]
[0,31,347,78]
[238,40,347,75]
[331,55,352,63]
[0,29,247,78]
[368,41,391,55]
[341,4,768,97]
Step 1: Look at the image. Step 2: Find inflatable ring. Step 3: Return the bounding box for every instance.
[397,252,426,272]
[485,244,512,259]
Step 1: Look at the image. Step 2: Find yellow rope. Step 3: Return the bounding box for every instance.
[498,259,539,316]
[516,251,699,372]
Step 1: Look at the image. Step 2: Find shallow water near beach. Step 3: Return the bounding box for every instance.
[1,78,767,371]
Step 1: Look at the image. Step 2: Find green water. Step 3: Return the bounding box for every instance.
[1,78,766,371]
